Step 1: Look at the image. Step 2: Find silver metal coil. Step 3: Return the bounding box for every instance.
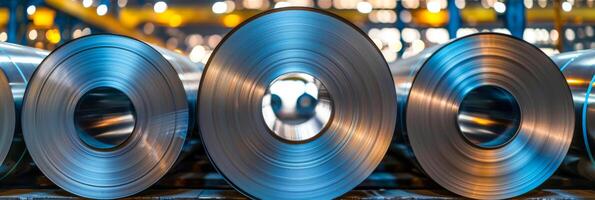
[552,50,595,181]
[0,42,47,180]
[198,8,397,199]
[22,34,202,199]
[390,33,575,199]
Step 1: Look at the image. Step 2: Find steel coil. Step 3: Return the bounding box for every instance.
[553,50,595,181]
[22,34,202,199]
[390,33,574,199]
[0,42,47,180]
[198,8,397,199]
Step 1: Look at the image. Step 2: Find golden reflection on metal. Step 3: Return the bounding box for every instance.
[458,115,498,126]
[566,78,591,86]
[90,115,135,128]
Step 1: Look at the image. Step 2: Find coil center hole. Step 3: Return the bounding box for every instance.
[457,85,520,149]
[262,72,332,142]
[74,87,136,150]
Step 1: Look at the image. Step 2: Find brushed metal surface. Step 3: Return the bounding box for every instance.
[21,34,202,199]
[198,8,397,199]
[390,33,575,199]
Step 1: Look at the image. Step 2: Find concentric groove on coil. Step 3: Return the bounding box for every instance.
[198,8,397,199]
[390,33,574,199]
[22,34,201,199]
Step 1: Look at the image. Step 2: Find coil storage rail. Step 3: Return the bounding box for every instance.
[553,50,595,181]
[389,33,576,199]
[20,34,202,199]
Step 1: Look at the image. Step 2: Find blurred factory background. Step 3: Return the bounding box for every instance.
[0,0,593,65]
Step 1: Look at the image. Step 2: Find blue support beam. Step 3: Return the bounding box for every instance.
[505,0,526,39]
[7,0,30,45]
[395,2,406,57]
[447,0,460,39]
[7,0,18,43]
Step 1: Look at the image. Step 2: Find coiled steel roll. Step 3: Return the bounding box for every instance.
[198,8,396,199]
[553,50,595,181]
[22,34,202,199]
[0,43,47,180]
[390,33,574,199]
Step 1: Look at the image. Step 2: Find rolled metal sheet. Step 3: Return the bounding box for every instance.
[553,50,595,181]
[198,8,397,199]
[22,34,202,199]
[0,42,47,179]
[153,45,204,161]
[390,33,574,199]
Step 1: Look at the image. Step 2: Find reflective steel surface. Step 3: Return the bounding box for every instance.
[390,33,575,199]
[22,34,202,199]
[553,50,595,181]
[262,72,332,141]
[0,42,47,180]
[198,8,397,199]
